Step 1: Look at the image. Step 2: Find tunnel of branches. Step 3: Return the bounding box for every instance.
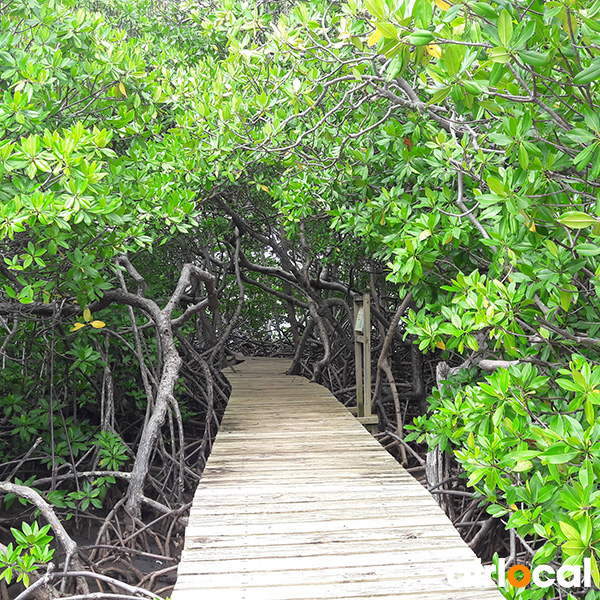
[3,0,600,594]
[0,183,504,599]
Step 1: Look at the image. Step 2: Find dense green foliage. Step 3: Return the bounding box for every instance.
[0,0,204,306]
[192,0,600,597]
[3,0,600,597]
[0,522,54,588]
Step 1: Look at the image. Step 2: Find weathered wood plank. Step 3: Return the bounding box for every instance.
[183,514,455,538]
[183,527,468,552]
[177,546,477,574]
[171,357,502,600]
[182,536,468,558]
[173,574,491,599]
[174,561,483,590]
[188,494,446,513]
[173,586,500,600]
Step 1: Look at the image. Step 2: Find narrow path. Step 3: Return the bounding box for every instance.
[172,357,502,599]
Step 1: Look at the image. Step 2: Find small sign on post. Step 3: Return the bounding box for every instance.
[353,294,377,432]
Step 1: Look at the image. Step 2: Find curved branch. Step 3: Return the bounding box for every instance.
[0,482,89,594]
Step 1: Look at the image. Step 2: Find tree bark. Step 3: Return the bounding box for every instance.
[372,292,413,462]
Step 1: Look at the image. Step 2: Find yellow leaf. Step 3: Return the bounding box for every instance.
[528,220,536,232]
[426,44,442,59]
[435,340,446,350]
[367,28,383,47]
[83,308,92,322]
[510,504,518,511]
[380,212,386,225]
[435,0,451,10]
[90,320,106,329]
[118,82,127,97]
[70,322,86,332]
[259,184,270,192]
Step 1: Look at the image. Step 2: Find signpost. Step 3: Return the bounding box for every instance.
[353,294,378,432]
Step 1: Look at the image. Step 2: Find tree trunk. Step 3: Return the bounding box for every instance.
[426,361,453,513]
[124,313,181,521]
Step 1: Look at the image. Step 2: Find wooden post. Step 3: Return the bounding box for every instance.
[363,294,371,420]
[354,297,364,419]
[353,294,377,432]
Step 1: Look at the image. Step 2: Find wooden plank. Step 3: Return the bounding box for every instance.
[201,462,420,474]
[190,482,430,496]
[172,587,501,600]
[175,559,483,587]
[183,514,454,538]
[206,446,389,457]
[173,574,498,599]
[185,525,464,562]
[190,492,438,509]
[182,527,471,552]
[177,546,477,574]
[357,416,378,425]
[171,358,503,600]
[195,473,418,484]
[187,506,458,526]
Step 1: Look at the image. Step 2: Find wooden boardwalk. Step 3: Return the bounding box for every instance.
[172,357,502,600]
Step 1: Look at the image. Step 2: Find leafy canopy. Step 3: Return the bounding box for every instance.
[186,0,600,595]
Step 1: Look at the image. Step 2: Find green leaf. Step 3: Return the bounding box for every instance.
[407,30,436,46]
[573,60,600,85]
[467,431,475,449]
[540,446,579,464]
[512,460,532,472]
[576,243,600,256]
[498,10,513,47]
[489,62,505,85]
[486,176,505,195]
[467,467,487,486]
[471,2,497,19]
[489,47,511,64]
[365,0,385,19]
[518,50,550,67]
[591,554,600,587]
[556,378,580,392]
[559,520,581,541]
[559,211,598,229]
[513,20,535,49]
[535,543,557,563]
[562,540,585,555]
[518,144,529,169]
[546,239,559,258]
[487,504,509,517]
[376,22,397,39]
[442,44,462,77]
[585,399,595,425]
[574,143,596,169]
[428,86,451,104]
